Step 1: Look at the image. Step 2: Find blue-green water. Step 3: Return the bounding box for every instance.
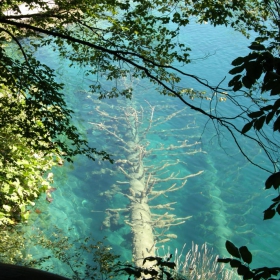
[23,21,280,278]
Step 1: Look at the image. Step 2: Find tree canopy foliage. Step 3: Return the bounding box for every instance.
[0,0,219,224]
[1,0,278,160]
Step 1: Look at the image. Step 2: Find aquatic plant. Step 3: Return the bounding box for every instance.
[173,242,238,280]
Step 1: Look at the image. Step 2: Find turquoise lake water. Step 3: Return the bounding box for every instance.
[21,20,280,278]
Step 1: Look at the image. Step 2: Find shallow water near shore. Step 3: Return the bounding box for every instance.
[22,20,280,278]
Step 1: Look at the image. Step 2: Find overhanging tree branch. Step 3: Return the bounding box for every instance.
[0,16,276,173]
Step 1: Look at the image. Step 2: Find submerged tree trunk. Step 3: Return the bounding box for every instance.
[90,101,204,276]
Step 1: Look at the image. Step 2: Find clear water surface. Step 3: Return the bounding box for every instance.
[22,20,280,278]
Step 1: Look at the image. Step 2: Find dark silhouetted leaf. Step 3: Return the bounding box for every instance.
[254,64,264,80]
[273,116,280,132]
[270,83,280,95]
[276,204,280,215]
[217,258,231,263]
[237,264,251,276]
[255,36,269,42]
[226,240,241,258]
[143,256,162,265]
[269,267,280,275]
[253,115,266,130]
[239,246,252,264]
[233,81,243,91]
[242,75,253,88]
[161,261,176,269]
[272,195,280,202]
[266,111,275,124]
[143,268,158,276]
[245,52,260,61]
[268,202,277,210]
[230,259,242,268]
[232,57,244,66]
[166,254,172,262]
[248,43,266,51]
[262,105,273,111]
[246,61,263,81]
[241,121,254,134]
[229,65,245,75]
[248,111,264,119]
[116,267,141,278]
[254,270,271,279]
[273,98,280,110]
[263,208,276,220]
[265,172,280,189]
[244,270,255,279]
[228,74,242,87]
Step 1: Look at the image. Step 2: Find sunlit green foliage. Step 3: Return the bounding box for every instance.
[0,0,212,101]
[27,227,125,279]
[0,225,31,263]
[0,85,61,224]
[0,225,126,279]
[183,0,271,37]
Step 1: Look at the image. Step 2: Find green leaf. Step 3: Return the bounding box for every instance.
[0,212,6,218]
[17,186,23,198]
[263,208,276,220]
[241,121,253,134]
[225,240,241,258]
[3,205,11,212]
[21,211,30,220]
[20,205,26,213]
[239,246,252,264]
